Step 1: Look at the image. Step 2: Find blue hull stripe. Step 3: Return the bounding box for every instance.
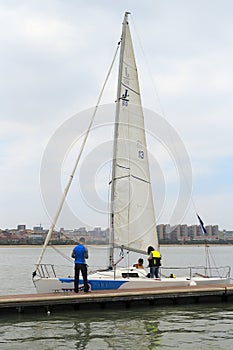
[59,277,127,290]
[59,278,74,283]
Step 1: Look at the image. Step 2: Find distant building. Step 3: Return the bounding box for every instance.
[157,224,165,241]
[33,225,43,232]
[17,224,26,231]
[89,227,103,237]
[27,234,44,244]
[74,227,88,236]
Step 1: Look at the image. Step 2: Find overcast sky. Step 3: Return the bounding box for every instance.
[1,0,233,231]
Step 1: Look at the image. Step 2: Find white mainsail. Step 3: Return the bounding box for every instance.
[110,13,158,257]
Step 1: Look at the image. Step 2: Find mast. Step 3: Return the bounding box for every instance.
[109,12,130,268]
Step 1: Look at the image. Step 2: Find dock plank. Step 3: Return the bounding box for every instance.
[0,284,232,314]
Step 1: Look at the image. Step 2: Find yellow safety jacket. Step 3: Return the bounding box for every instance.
[150,250,161,267]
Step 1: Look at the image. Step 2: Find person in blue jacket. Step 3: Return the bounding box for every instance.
[72,237,89,292]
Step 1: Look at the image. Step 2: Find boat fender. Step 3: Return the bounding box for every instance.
[189,280,197,286]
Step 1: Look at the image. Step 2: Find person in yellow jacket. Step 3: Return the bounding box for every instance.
[147,246,161,278]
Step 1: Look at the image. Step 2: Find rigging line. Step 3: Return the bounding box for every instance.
[51,245,73,263]
[117,244,147,256]
[131,14,197,217]
[33,41,121,274]
[130,16,204,256]
[130,15,165,116]
[205,244,221,277]
[58,231,74,242]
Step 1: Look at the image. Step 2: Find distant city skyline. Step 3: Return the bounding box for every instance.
[1,222,232,233]
[1,223,233,247]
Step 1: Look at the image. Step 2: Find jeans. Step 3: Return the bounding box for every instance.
[74,263,89,292]
[150,266,159,278]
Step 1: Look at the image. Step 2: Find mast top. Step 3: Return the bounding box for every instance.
[124,11,131,21]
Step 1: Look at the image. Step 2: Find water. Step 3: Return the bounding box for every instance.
[0,245,233,349]
[0,304,233,349]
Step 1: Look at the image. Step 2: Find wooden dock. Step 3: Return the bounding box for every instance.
[0,284,233,315]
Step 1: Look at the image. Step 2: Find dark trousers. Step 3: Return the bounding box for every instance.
[150,266,160,278]
[74,263,89,292]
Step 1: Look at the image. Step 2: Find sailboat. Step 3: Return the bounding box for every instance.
[32,12,231,293]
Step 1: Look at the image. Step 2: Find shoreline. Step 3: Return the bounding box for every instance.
[0,243,232,248]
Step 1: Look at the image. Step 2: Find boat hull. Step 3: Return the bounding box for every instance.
[33,267,231,293]
[33,276,193,294]
[192,276,231,286]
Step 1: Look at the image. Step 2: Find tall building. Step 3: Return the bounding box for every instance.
[157,224,165,241]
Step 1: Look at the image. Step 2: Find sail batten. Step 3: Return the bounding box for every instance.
[121,83,140,95]
[110,12,159,262]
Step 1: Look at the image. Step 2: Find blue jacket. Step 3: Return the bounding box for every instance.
[72,244,88,264]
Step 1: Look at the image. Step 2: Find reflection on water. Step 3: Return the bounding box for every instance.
[0,309,162,349]
[0,304,233,349]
